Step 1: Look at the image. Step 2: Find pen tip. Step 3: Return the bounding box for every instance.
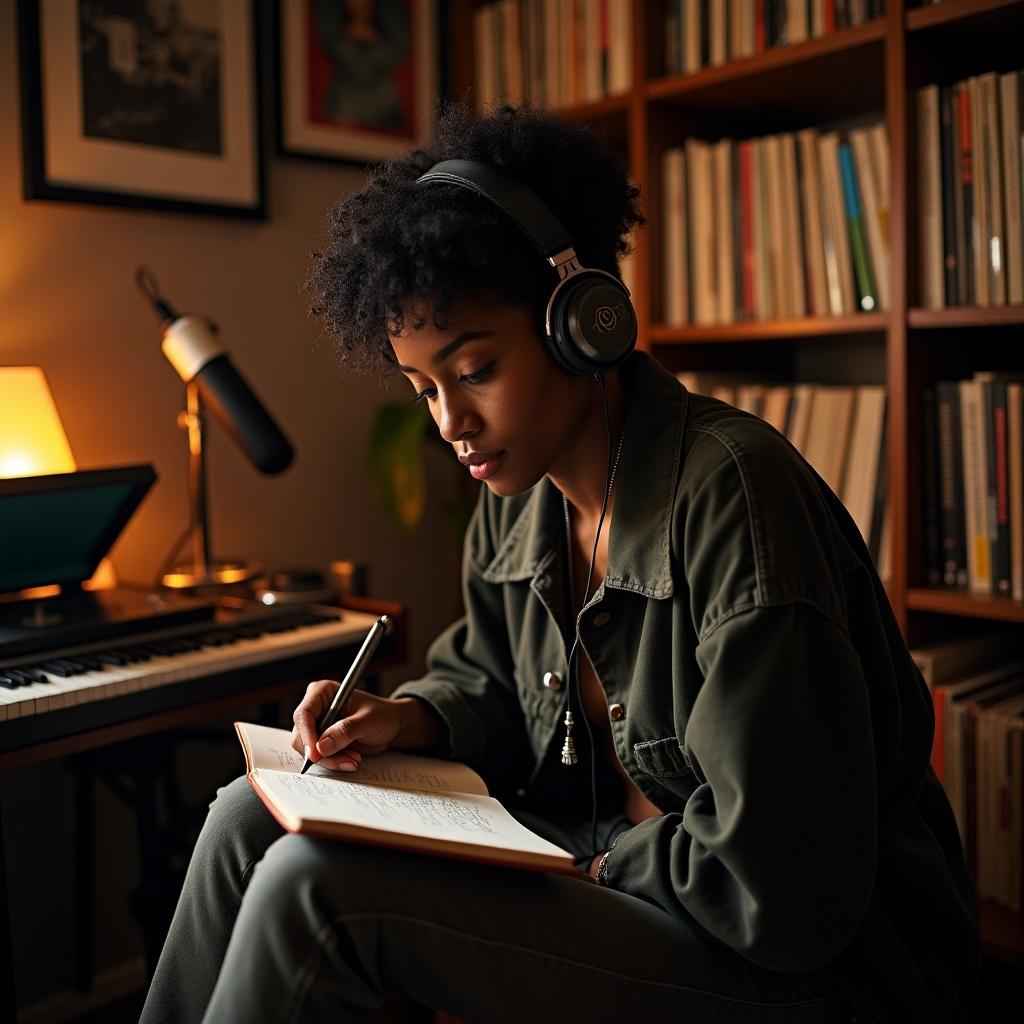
[299,760,311,775]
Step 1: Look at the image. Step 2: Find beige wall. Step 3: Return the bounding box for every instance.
[0,0,464,1010]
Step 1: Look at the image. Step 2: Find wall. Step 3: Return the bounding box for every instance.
[0,0,465,1012]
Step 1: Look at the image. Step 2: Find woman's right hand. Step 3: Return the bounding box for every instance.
[289,681,408,772]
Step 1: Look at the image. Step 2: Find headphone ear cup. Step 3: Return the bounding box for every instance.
[547,274,638,375]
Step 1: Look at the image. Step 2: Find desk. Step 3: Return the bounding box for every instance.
[0,595,406,1024]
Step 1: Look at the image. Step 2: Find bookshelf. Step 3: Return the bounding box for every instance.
[446,0,1024,965]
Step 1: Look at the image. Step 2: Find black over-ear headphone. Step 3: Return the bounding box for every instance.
[414,159,638,377]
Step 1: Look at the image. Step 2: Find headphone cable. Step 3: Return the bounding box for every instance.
[562,371,616,863]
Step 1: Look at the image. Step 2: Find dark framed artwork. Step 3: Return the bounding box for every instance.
[18,0,265,218]
[277,0,439,164]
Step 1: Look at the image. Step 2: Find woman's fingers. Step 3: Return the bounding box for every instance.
[290,679,340,761]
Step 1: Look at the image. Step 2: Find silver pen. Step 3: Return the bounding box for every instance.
[299,614,390,775]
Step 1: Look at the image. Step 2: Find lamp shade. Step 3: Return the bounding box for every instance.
[0,367,76,477]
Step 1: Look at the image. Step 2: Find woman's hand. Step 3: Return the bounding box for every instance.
[290,684,446,771]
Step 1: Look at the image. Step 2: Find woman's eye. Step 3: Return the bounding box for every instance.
[460,361,495,385]
[409,387,435,404]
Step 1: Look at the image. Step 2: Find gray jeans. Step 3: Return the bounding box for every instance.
[139,776,861,1024]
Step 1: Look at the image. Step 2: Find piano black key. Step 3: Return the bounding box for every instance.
[76,657,105,671]
[95,652,126,666]
[120,648,154,661]
[41,662,75,677]
[8,670,40,685]
[54,659,90,675]
[0,675,22,689]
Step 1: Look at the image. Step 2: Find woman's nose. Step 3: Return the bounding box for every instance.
[436,392,478,446]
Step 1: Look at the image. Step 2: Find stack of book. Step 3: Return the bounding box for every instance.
[912,632,1024,911]
[916,70,1024,309]
[473,0,634,112]
[664,0,885,75]
[662,123,890,324]
[676,372,889,576]
[924,374,1024,599]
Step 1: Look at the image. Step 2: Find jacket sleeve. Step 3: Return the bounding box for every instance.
[602,437,879,972]
[390,490,532,789]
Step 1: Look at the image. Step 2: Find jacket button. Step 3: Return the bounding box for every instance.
[593,611,612,627]
[515,787,526,798]
[543,671,563,691]
[609,703,625,721]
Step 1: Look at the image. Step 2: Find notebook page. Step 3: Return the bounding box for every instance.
[255,769,572,860]
[236,722,488,796]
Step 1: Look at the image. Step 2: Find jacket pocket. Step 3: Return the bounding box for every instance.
[633,736,695,779]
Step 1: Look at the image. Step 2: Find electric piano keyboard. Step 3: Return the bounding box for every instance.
[0,605,380,754]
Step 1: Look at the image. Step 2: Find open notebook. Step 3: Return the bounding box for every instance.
[235,722,580,875]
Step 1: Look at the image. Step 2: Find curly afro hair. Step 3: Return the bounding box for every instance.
[306,102,643,378]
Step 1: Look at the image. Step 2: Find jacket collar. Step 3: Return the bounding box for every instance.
[481,351,688,599]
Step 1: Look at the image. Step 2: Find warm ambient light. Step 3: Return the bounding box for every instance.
[0,365,117,591]
[0,366,76,477]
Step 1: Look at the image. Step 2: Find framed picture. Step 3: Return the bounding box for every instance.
[18,0,265,218]
[277,0,439,164]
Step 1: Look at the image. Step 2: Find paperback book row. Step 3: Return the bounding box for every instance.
[473,0,633,112]
[912,630,1024,911]
[662,122,890,326]
[917,69,1024,309]
[923,373,1024,600]
[676,371,890,577]
[664,0,884,76]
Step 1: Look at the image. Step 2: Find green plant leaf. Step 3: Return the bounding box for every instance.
[366,402,430,535]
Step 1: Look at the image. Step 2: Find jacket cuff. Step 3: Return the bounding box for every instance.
[390,679,486,766]
[596,816,658,892]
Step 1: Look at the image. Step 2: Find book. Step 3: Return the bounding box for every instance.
[935,380,968,588]
[235,722,580,875]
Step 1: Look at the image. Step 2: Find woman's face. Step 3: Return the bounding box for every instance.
[389,295,589,498]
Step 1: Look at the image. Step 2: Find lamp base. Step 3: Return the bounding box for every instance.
[161,561,262,590]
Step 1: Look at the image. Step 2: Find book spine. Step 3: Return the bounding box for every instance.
[839,140,877,311]
[960,379,991,594]
[986,380,1012,595]
[868,399,888,567]
[980,72,1006,305]
[969,76,990,306]
[918,85,944,309]
[923,387,942,587]
[1001,71,1024,305]
[940,85,959,306]
[958,84,976,306]
[936,381,968,588]
[741,139,756,318]
[1009,383,1024,602]
[732,142,745,320]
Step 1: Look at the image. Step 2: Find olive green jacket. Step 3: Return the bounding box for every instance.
[393,352,979,1021]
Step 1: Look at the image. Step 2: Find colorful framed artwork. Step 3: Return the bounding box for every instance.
[277,0,439,164]
[18,0,265,218]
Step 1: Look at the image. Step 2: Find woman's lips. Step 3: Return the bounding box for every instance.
[466,451,506,480]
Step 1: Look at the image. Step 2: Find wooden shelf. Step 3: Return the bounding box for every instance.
[650,314,889,343]
[646,20,886,120]
[906,0,1023,32]
[980,899,1024,967]
[907,305,1024,328]
[906,588,1024,622]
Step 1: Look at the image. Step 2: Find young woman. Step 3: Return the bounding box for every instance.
[141,104,979,1024]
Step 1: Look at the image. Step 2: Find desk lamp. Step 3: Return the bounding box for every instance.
[0,366,117,597]
[136,267,294,590]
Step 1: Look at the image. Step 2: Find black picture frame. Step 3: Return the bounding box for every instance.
[275,0,439,165]
[17,0,266,219]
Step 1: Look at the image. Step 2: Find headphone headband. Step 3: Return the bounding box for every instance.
[415,159,574,265]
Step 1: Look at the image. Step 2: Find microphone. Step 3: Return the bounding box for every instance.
[138,269,293,475]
